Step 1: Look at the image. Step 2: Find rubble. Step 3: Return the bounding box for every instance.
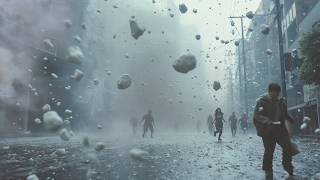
[117,74,132,89]
[129,20,145,40]
[172,54,197,73]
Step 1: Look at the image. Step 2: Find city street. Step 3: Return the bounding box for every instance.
[1,132,320,180]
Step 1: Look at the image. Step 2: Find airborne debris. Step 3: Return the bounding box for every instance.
[260,24,270,35]
[172,54,197,73]
[66,46,84,64]
[265,49,272,55]
[129,20,145,40]
[43,111,63,131]
[117,74,132,89]
[42,104,51,113]
[71,69,84,81]
[179,3,188,14]
[213,81,221,91]
[26,174,39,180]
[246,11,254,19]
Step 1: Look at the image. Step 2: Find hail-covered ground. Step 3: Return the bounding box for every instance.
[1,132,320,180]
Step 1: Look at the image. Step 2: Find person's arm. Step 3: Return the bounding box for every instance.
[140,115,145,124]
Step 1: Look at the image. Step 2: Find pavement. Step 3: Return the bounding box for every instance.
[0,131,320,180]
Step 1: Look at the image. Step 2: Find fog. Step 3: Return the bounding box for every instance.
[0,0,260,137]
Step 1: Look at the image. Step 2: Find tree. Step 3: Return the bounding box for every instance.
[299,22,320,85]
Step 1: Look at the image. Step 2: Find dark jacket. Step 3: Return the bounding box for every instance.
[253,94,294,137]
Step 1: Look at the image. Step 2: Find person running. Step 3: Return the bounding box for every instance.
[207,114,214,135]
[239,113,248,134]
[253,83,295,179]
[229,112,238,137]
[130,117,138,135]
[213,108,225,141]
[141,109,155,138]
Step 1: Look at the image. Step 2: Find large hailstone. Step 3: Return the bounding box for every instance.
[129,20,145,40]
[71,69,84,81]
[43,111,63,131]
[303,116,311,123]
[246,11,254,19]
[179,3,188,14]
[42,104,51,113]
[315,128,320,134]
[172,54,197,73]
[265,49,273,55]
[95,142,105,151]
[213,81,221,91]
[27,174,39,180]
[260,24,270,35]
[300,123,307,130]
[117,74,132,89]
[129,148,148,160]
[66,46,84,64]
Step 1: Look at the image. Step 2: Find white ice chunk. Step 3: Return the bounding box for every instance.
[43,111,63,131]
[27,174,39,180]
[66,46,84,64]
[42,104,51,113]
[71,69,84,81]
[129,148,148,160]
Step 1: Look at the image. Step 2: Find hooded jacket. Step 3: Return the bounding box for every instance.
[253,94,294,137]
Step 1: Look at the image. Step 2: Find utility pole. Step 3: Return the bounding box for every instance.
[229,16,249,116]
[275,0,287,99]
[237,45,243,112]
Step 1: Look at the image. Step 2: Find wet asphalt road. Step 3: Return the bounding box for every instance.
[0,132,320,180]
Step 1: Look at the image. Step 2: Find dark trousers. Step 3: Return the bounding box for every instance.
[231,125,237,136]
[261,124,293,173]
[143,124,154,137]
[214,124,223,140]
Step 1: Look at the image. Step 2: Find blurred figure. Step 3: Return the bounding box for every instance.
[253,83,295,179]
[239,113,248,134]
[207,114,214,135]
[213,108,225,141]
[229,112,238,137]
[141,109,155,138]
[196,119,201,133]
[129,117,138,135]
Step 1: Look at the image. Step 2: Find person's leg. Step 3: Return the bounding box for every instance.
[218,127,223,140]
[277,131,294,175]
[150,125,154,138]
[142,125,147,137]
[262,136,276,172]
[234,126,237,136]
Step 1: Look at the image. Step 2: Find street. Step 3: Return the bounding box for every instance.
[1,132,320,180]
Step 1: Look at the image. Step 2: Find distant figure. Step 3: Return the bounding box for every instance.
[239,113,248,134]
[229,112,238,137]
[213,108,225,141]
[141,110,155,138]
[130,117,138,135]
[196,119,201,133]
[207,114,214,135]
